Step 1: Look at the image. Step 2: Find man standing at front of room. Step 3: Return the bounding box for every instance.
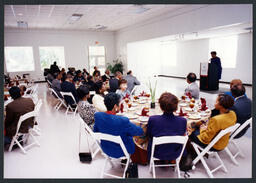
[210,51,222,89]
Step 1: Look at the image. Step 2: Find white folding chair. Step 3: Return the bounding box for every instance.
[78,118,101,159]
[49,88,67,111]
[224,118,252,165]
[131,85,138,95]
[31,99,43,136]
[192,123,240,178]
[60,91,78,116]
[149,136,188,178]
[46,79,52,88]
[94,132,131,178]
[8,110,40,154]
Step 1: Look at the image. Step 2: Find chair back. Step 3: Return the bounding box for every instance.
[60,91,77,105]
[230,118,252,140]
[151,136,188,162]
[35,99,42,114]
[94,132,130,159]
[49,88,62,99]
[15,110,37,136]
[201,123,240,154]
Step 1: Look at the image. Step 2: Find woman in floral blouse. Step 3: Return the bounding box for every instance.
[77,85,97,129]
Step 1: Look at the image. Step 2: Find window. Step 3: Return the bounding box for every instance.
[88,46,106,74]
[5,47,35,72]
[209,35,238,68]
[39,47,65,70]
[160,42,177,67]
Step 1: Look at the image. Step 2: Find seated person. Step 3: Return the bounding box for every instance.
[189,94,236,151]
[185,73,199,99]
[230,85,252,139]
[82,68,90,78]
[46,72,54,83]
[92,81,107,112]
[52,72,63,98]
[116,79,131,99]
[4,87,35,146]
[124,70,140,93]
[77,85,97,129]
[146,92,187,161]
[93,71,101,83]
[61,74,79,107]
[92,66,101,77]
[102,69,111,82]
[73,70,85,83]
[224,79,244,99]
[94,93,143,158]
[109,71,122,92]
[19,85,27,96]
[86,75,96,91]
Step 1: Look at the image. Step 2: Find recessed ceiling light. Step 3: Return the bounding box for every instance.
[17,21,28,28]
[68,14,83,24]
[17,13,23,16]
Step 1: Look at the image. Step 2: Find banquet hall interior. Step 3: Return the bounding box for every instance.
[3,4,253,179]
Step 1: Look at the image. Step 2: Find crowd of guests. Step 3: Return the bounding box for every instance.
[4,61,252,172]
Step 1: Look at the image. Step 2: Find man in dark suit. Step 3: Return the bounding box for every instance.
[101,69,111,82]
[230,84,252,138]
[210,51,222,88]
[50,61,60,75]
[61,74,79,107]
[4,86,35,145]
[109,71,122,92]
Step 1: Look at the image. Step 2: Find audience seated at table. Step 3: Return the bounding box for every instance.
[101,69,111,82]
[52,73,63,98]
[4,86,35,147]
[230,85,252,139]
[92,81,107,112]
[93,71,101,83]
[67,68,75,76]
[61,74,79,107]
[224,79,247,99]
[185,72,199,99]
[73,70,85,83]
[92,66,101,77]
[85,75,96,91]
[94,93,143,158]
[189,94,236,153]
[77,85,97,129]
[82,68,90,78]
[116,79,131,99]
[124,70,140,93]
[109,71,122,92]
[146,92,187,161]
[46,72,54,83]
[19,85,27,96]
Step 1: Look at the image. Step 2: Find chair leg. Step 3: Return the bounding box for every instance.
[15,139,27,154]
[232,141,244,158]
[224,147,239,165]
[215,152,227,173]
[123,158,130,178]
[101,158,108,178]
[152,160,156,178]
[176,163,181,178]
[30,133,40,147]
[8,138,15,152]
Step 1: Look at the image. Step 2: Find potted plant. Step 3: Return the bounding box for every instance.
[147,79,157,108]
[106,59,124,74]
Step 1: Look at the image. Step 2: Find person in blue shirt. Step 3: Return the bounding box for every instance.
[224,79,247,99]
[94,93,143,158]
[210,51,222,80]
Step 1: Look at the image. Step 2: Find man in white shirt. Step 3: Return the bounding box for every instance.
[185,73,199,99]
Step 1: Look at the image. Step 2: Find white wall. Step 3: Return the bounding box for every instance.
[115,4,252,84]
[4,29,116,81]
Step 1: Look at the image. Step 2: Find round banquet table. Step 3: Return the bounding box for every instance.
[116,96,211,164]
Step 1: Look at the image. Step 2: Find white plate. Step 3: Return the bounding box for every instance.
[116,112,124,116]
[125,114,138,119]
[184,107,193,112]
[179,103,187,107]
[132,103,138,107]
[188,115,201,120]
[128,107,136,111]
[139,116,149,122]
[139,100,147,104]
[200,112,208,117]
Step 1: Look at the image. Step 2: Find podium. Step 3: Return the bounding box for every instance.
[200,62,219,91]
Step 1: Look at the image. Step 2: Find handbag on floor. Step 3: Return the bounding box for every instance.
[125,162,138,178]
[78,122,92,163]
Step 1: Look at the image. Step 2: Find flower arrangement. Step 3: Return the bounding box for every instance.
[147,79,157,104]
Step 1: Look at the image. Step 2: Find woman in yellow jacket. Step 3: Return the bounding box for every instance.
[189,94,237,151]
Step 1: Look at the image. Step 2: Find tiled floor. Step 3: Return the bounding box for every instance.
[4,77,252,178]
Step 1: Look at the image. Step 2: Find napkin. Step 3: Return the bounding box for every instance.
[120,103,124,113]
[141,108,149,116]
[179,108,187,116]
[123,93,130,99]
[139,91,145,97]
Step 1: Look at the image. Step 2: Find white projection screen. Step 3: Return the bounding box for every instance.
[5,47,35,72]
